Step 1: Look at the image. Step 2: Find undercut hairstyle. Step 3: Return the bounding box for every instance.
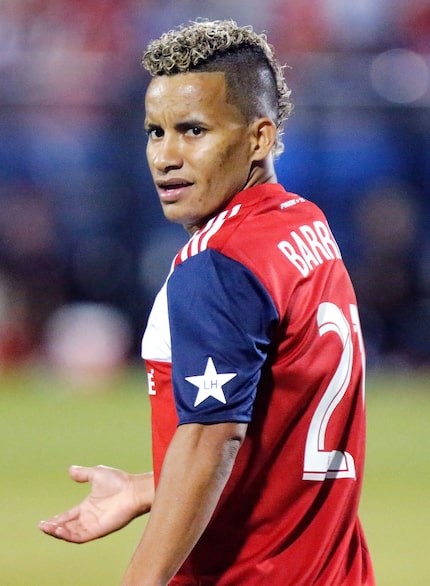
[142,19,293,155]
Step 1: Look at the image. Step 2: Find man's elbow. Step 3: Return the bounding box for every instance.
[220,422,247,472]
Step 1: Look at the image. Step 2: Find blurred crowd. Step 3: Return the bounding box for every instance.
[0,0,429,376]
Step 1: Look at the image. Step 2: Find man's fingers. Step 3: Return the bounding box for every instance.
[38,520,59,534]
[39,522,81,543]
[39,505,80,530]
[38,520,67,540]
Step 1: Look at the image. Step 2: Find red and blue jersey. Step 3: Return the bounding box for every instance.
[142,184,374,585]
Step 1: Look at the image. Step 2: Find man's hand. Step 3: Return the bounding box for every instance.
[39,465,154,543]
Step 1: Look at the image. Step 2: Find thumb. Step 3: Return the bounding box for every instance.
[69,465,92,483]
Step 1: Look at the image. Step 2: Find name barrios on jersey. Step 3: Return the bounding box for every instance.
[278,221,341,277]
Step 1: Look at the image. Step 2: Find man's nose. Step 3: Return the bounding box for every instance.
[152,133,183,172]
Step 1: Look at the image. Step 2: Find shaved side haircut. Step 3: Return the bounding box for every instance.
[142,19,293,155]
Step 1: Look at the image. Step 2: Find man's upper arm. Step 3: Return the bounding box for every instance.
[167,249,279,425]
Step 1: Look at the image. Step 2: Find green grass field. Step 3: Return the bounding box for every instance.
[1,367,429,585]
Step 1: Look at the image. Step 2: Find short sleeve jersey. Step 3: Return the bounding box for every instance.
[142,184,374,585]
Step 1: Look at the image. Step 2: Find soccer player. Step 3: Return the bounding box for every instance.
[39,20,375,585]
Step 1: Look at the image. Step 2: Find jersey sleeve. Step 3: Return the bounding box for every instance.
[167,249,279,425]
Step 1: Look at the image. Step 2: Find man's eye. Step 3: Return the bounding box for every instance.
[147,128,163,139]
[186,127,204,137]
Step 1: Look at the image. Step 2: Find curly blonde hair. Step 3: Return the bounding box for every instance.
[142,19,293,155]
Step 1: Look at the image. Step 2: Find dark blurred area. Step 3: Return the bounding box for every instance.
[0,0,429,376]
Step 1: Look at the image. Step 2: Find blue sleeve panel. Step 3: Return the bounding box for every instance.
[167,249,279,425]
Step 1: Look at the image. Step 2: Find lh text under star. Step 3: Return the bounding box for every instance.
[185,357,238,407]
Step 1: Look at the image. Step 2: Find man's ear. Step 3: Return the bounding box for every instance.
[249,117,277,161]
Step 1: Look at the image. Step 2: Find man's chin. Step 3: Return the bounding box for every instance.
[160,206,191,229]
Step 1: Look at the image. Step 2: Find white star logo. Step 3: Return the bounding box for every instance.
[185,357,237,407]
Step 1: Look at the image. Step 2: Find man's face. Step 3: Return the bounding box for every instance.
[145,71,255,233]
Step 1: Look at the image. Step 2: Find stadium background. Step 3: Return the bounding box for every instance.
[1,1,429,584]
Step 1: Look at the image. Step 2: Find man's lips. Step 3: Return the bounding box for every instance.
[156,179,194,202]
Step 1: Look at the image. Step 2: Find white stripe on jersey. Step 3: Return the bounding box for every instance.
[180,204,242,261]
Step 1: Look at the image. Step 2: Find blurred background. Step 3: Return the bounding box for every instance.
[0,0,429,375]
[1,2,430,585]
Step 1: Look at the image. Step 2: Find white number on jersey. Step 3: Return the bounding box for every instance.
[303,302,364,481]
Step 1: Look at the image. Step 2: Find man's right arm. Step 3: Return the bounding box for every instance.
[121,421,247,586]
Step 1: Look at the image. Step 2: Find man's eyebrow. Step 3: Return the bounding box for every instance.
[144,119,207,133]
[144,121,159,130]
[175,119,207,131]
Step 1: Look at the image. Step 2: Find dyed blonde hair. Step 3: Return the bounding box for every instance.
[142,19,293,155]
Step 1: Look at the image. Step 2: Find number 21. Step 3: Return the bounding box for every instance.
[303,302,365,481]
